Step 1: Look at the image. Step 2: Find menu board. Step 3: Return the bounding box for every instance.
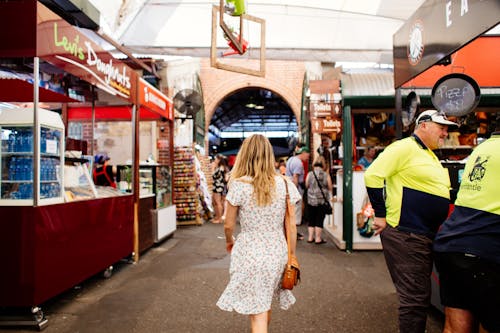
[431,73,480,116]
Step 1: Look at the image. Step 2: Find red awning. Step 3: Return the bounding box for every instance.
[68,106,165,121]
[0,77,78,103]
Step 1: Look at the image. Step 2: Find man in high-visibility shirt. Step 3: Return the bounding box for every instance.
[433,117,500,333]
[364,110,457,333]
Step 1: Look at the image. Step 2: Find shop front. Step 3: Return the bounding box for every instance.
[392,0,500,313]
[0,1,173,328]
[67,78,176,253]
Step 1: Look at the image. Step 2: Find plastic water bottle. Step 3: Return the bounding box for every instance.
[15,158,22,181]
[27,157,33,181]
[22,158,29,181]
[41,128,46,153]
[9,157,16,181]
[8,133,15,152]
[26,131,33,152]
[15,132,22,152]
[40,159,46,181]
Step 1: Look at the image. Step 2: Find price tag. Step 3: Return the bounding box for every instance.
[46,139,58,154]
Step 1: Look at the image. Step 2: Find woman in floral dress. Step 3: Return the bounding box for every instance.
[212,154,229,223]
[217,134,301,333]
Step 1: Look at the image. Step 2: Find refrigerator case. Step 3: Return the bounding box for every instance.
[0,108,134,311]
[117,164,176,245]
[0,107,64,206]
[154,165,176,242]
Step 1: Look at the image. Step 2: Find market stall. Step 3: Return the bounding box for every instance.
[0,1,173,328]
[392,0,500,312]
[68,78,176,253]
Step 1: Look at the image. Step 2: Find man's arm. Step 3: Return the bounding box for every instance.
[292,173,299,188]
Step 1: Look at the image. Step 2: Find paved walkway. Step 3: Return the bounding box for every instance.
[1,223,444,333]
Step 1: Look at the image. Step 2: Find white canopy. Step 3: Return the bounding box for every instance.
[90,0,427,64]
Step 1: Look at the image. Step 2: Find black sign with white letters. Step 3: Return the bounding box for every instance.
[431,73,480,116]
[393,0,500,88]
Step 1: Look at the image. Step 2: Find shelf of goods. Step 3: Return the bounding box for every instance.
[0,107,64,206]
[173,147,201,225]
[0,108,134,313]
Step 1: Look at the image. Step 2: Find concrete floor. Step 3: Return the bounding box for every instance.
[0,223,444,333]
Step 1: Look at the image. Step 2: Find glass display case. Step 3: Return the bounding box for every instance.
[0,107,64,206]
[63,153,98,201]
[139,167,154,197]
[116,163,175,247]
[116,164,172,205]
[155,165,172,208]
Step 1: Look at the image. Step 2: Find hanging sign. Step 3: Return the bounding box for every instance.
[139,78,173,120]
[36,3,137,103]
[431,73,480,116]
[393,0,500,88]
[311,118,342,134]
[310,102,342,118]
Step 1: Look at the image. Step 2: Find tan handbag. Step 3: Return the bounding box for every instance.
[282,179,301,290]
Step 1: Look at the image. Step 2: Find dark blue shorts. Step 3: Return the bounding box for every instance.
[434,252,500,332]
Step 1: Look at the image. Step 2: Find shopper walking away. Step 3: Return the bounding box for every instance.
[433,117,500,333]
[217,134,301,333]
[212,154,229,223]
[285,146,310,240]
[364,109,458,333]
[305,156,332,244]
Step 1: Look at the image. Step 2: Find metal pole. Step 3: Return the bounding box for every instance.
[33,57,40,206]
[132,103,140,262]
[91,85,95,158]
[342,105,353,252]
[395,88,402,139]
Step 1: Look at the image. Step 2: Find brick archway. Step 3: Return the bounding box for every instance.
[200,59,306,132]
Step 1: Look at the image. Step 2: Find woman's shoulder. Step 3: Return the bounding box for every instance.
[231,176,253,185]
[274,174,288,183]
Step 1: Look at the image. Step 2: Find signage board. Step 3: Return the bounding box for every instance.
[393,0,500,88]
[431,73,480,116]
[311,117,342,134]
[138,78,173,120]
[36,2,137,103]
[309,80,341,94]
[310,102,342,119]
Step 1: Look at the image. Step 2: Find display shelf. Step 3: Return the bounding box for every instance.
[116,164,160,198]
[63,157,98,202]
[173,146,201,225]
[155,165,172,208]
[0,107,64,206]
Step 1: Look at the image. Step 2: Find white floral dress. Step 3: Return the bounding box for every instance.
[217,175,301,314]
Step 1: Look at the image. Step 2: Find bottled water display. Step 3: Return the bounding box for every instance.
[1,126,62,200]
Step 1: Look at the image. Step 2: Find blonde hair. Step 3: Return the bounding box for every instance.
[230,134,276,206]
[313,155,326,169]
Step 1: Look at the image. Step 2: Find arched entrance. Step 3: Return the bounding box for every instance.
[208,87,298,158]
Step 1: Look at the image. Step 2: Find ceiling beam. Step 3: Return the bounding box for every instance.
[123,46,394,64]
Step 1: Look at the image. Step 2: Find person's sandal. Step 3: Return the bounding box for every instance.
[315,240,327,244]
